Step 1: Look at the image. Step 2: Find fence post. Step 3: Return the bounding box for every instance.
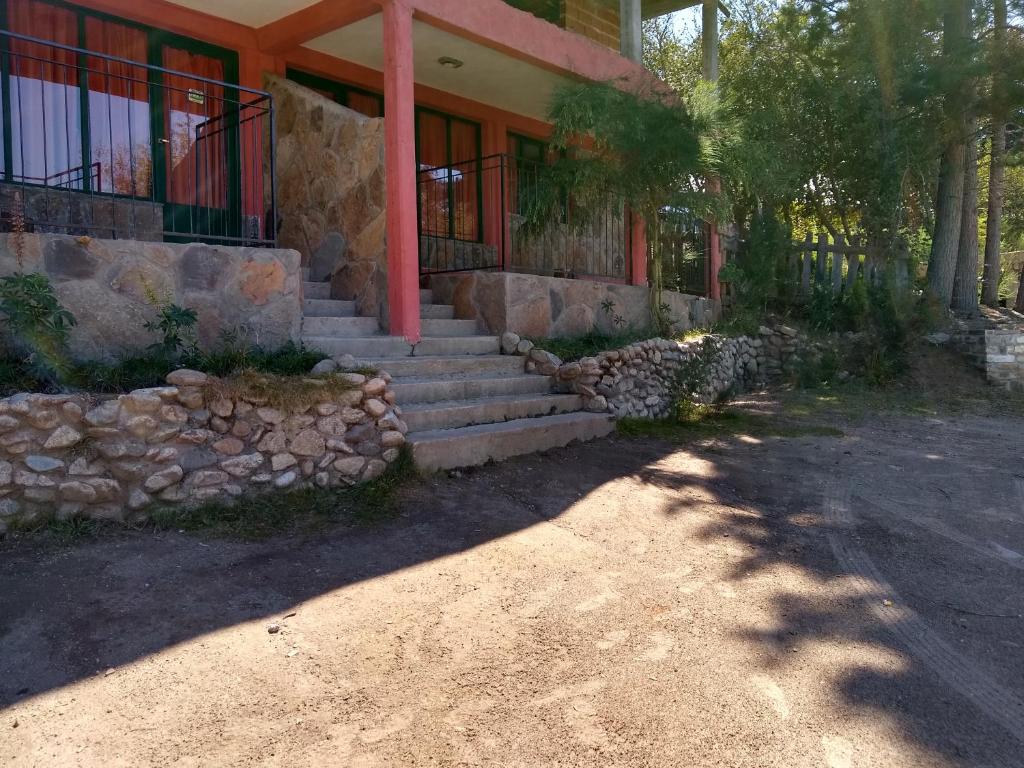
[816,233,828,286]
[801,233,813,295]
[832,234,845,293]
[847,234,861,289]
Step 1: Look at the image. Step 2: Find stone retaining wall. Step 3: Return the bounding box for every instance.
[952,311,1024,393]
[0,369,408,533]
[430,271,718,338]
[1,183,163,242]
[0,233,302,361]
[504,325,827,418]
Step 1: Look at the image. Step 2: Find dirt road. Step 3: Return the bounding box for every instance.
[2,396,1023,767]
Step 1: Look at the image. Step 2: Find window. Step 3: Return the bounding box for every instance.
[1,0,239,216]
[416,108,481,241]
[285,68,384,118]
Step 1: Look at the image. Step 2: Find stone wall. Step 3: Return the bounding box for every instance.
[0,233,301,361]
[429,270,718,339]
[0,369,408,533]
[267,75,387,320]
[504,325,825,418]
[953,311,1024,393]
[1,183,163,242]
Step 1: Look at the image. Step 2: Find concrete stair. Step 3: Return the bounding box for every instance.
[402,393,583,432]
[410,412,615,472]
[298,279,612,471]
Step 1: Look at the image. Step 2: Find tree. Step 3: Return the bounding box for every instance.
[981,0,1008,306]
[927,0,973,306]
[525,80,712,329]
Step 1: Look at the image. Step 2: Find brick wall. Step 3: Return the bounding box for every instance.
[562,0,621,50]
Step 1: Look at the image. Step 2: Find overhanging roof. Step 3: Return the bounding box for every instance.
[642,0,730,20]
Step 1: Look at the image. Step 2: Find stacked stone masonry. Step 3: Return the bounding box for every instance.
[0,233,302,361]
[503,325,824,418]
[955,327,1024,393]
[0,369,407,533]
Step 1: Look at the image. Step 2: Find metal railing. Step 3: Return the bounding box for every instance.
[658,209,708,296]
[417,153,632,280]
[0,29,276,246]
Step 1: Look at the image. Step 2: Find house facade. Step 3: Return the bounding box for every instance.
[0,0,720,346]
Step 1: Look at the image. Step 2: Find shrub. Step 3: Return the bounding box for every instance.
[0,272,76,385]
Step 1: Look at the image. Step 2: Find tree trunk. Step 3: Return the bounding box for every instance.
[926,0,970,305]
[952,123,980,314]
[1016,267,1024,313]
[928,140,967,304]
[981,0,1007,307]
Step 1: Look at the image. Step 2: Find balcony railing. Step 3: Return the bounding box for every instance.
[417,153,633,281]
[0,29,276,246]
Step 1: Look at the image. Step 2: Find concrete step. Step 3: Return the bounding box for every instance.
[301,335,500,358]
[420,303,455,319]
[420,288,433,304]
[304,281,331,300]
[419,318,480,337]
[409,412,615,472]
[391,373,552,405]
[352,355,523,378]
[304,298,356,317]
[402,393,582,432]
[302,316,382,337]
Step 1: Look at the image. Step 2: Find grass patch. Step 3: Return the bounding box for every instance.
[618,401,844,441]
[0,341,335,397]
[528,328,659,362]
[151,447,416,540]
[203,369,360,411]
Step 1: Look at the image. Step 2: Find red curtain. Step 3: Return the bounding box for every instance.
[6,0,77,84]
[418,112,448,237]
[451,120,478,240]
[162,46,226,208]
[83,17,150,195]
[347,91,381,119]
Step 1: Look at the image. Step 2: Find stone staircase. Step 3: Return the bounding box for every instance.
[299,277,614,471]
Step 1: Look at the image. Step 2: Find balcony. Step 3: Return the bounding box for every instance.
[0,30,276,246]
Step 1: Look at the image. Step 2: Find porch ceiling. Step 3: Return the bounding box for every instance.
[306,15,576,122]
[165,0,319,27]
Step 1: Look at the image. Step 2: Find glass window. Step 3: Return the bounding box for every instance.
[85,16,151,196]
[6,0,83,188]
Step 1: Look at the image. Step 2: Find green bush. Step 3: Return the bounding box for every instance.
[0,272,76,385]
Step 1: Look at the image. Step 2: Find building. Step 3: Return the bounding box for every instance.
[0,0,722,341]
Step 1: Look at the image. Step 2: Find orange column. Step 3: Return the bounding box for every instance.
[382,0,421,342]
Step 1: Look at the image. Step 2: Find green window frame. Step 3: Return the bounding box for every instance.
[0,0,240,225]
[415,105,483,243]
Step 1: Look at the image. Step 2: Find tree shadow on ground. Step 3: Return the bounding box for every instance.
[1,404,1022,766]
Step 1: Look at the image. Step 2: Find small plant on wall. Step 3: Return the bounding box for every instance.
[141,280,199,361]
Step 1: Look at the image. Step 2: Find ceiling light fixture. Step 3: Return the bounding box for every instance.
[438,56,464,69]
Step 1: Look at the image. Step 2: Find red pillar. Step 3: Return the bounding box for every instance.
[382,0,421,342]
[629,212,647,286]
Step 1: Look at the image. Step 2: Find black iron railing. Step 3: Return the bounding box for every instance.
[0,29,276,246]
[417,152,632,280]
[658,208,708,296]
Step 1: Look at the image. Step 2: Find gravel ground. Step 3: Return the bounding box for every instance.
[2,390,1023,767]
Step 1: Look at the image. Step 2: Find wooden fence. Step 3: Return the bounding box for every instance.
[785,233,910,298]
